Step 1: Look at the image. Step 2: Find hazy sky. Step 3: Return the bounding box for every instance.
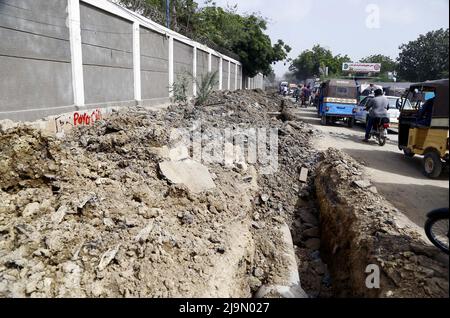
[210,0,450,77]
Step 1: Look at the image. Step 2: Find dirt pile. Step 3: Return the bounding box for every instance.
[0,90,320,298]
[315,148,449,298]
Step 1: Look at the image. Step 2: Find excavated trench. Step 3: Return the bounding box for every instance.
[272,104,448,299]
[312,149,449,298]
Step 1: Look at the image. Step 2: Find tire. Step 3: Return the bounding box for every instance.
[378,137,387,146]
[425,209,449,254]
[423,151,443,179]
[403,149,415,158]
[321,115,327,126]
[347,118,355,128]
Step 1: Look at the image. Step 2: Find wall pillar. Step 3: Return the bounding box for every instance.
[227,60,231,90]
[132,22,141,101]
[68,0,85,107]
[235,63,238,90]
[168,36,174,97]
[208,52,212,73]
[219,57,223,90]
[193,46,197,96]
[239,67,242,89]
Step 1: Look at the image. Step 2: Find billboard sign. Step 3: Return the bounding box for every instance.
[342,63,382,73]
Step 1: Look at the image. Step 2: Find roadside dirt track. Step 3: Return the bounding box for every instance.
[294,106,449,228]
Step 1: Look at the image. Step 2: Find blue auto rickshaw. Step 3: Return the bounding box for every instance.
[318,79,358,127]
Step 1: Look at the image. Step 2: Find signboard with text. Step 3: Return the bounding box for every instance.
[342,63,382,73]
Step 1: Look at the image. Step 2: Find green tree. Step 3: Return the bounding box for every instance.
[397,28,449,82]
[194,6,291,77]
[289,45,351,80]
[117,0,165,24]
[117,0,198,30]
[118,0,291,78]
[359,54,398,82]
[360,54,397,73]
[288,49,316,80]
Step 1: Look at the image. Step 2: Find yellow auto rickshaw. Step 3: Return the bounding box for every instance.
[398,79,449,178]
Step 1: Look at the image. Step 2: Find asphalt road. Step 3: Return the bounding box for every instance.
[294,105,449,228]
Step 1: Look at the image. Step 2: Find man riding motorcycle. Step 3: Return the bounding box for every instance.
[363,89,389,143]
[301,85,311,107]
[293,86,300,103]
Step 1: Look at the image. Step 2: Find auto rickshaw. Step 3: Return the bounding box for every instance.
[318,79,358,127]
[398,79,449,178]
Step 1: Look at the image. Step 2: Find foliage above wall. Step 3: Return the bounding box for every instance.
[116,0,291,77]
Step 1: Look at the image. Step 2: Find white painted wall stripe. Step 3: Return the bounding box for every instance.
[208,53,212,73]
[68,0,85,107]
[132,22,141,101]
[193,46,197,96]
[235,63,238,90]
[228,60,231,90]
[168,36,174,98]
[219,57,223,90]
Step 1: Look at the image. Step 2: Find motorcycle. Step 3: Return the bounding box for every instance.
[300,94,309,108]
[369,117,390,146]
[293,90,300,103]
[425,208,449,254]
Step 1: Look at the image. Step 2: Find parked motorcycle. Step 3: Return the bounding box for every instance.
[425,208,449,255]
[369,117,390,146]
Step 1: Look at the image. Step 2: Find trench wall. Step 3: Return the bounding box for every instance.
[315,149,449,298]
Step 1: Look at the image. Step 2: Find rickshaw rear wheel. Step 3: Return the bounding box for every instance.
[321,115,328,126]
[423,151,443,179]
[403,149,415,158]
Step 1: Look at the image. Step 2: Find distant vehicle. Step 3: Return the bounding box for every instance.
[279,81,289,95]
[359,83,383,102]
[354,96,412,127]
[289,83,298,95]
[317,79,358,127]
[279,82,288,90]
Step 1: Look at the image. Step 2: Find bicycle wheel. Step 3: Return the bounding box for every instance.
[425,209,449,254]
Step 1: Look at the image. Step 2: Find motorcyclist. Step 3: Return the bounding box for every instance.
[293,86,300,103]
[363,89,389,142]
[301,85,311,107]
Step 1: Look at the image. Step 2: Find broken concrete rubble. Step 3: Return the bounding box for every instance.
[159,160,216,194]
[0,90,317,298]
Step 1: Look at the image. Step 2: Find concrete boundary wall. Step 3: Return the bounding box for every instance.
[244,74,265,90]
[0,0,73,119]
[0,0,264,122]
[230,63,236,91]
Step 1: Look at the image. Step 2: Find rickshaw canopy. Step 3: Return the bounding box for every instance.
[322,79,358,100]
[409,79,449,119]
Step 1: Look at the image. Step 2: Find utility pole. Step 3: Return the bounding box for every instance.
[166,0,170,29]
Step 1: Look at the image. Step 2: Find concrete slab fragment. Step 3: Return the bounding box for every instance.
[299,168,309,183]
[159,159,216,194]
[353,179,372,189]
[169,145,189,162]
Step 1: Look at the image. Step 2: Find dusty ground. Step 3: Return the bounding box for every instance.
[294,106,449,228]
[0,90,327,298]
